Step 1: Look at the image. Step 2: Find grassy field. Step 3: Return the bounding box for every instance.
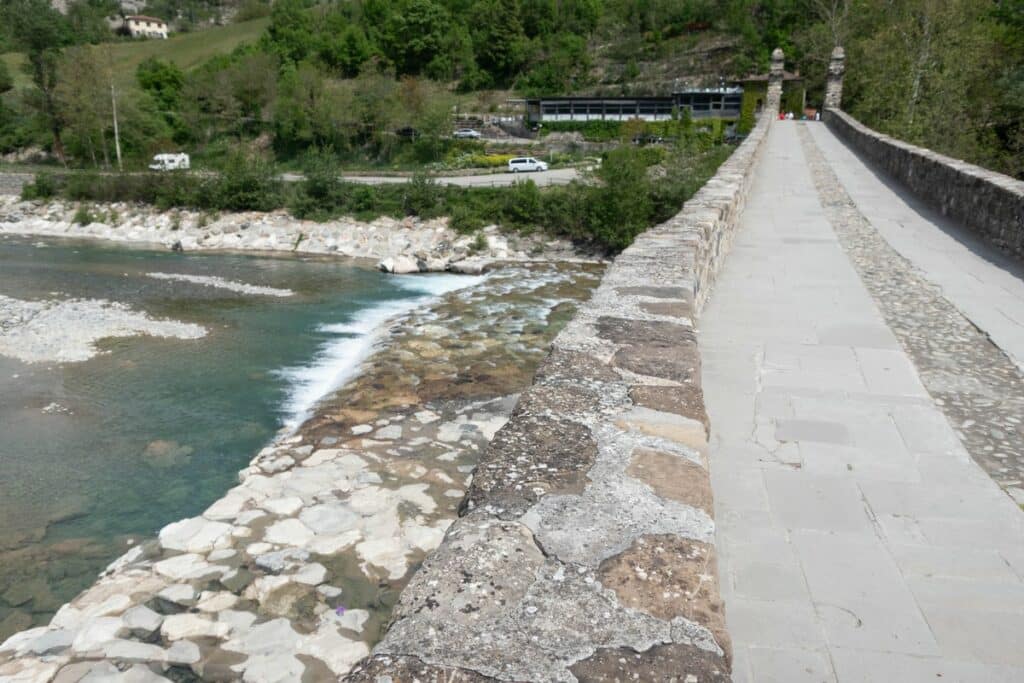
[1,17,269,89]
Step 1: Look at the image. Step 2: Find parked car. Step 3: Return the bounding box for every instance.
[395,126,420,139]
[453,128,482,139]
[508,157,548,173]
[149,153,190,171]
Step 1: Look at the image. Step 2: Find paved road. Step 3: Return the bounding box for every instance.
[281,167,580,188]
[700,121,1024,681]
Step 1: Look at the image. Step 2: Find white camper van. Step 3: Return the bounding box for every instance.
[149,153,190,171]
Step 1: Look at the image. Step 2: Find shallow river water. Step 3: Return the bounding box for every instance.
[0,234,603,655]
[0,235,476,639]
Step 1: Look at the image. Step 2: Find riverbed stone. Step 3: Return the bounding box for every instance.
[160,613,229,641]
[122,606,162,637]
[262,496,304,516]
[299,504,359,535]
[156,583,197,608]
[263,519,315,546]
[103,638,166,664]
[164,640,201,666]
[152,553,224,582]
[254,548,309,574]
[291,563,327,586]
[71,617,125,653]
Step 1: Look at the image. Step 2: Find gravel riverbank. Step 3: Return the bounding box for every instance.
[0,196,597,275]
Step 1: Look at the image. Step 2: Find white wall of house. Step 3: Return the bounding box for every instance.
[126,17,168,39]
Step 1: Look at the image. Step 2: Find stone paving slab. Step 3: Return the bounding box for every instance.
[700,121,1024,683]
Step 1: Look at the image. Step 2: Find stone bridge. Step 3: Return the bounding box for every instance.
[3,48,1024,682]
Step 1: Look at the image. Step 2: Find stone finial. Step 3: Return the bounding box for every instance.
[824,45,846,110]
[767,48,785,115]
[770,48,785,76]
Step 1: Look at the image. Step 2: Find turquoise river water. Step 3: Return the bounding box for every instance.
[0,234,472,638]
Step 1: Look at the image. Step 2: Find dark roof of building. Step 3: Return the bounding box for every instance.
[524,90,742,103]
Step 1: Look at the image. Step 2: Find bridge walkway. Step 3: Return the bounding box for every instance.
[700,120,1024,682]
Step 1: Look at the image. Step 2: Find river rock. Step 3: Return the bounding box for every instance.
[165,640,201,665]
[160,613,229,641]
[122,606,162,637]
[102,638,165,663]
[378,256,421,274]
[71,616,126,653]
[158,517,233,553]
[156,583,197,607]
[448,257,490,274]
[263,519,314,546]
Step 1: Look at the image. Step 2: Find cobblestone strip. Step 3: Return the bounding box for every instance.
[345,119,772,682]
[798,123,1024,503]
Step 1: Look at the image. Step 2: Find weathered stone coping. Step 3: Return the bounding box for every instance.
[825,109,1024,262]
[346,117,772,681]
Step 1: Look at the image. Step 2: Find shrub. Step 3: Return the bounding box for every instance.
[291,147,344,219]
[470,231,488,253]
[207,152,282,212]
[402,173,442,217]
[501,179,543,228]
[22,172,59,200]
[448,203,485,234]
[540,184,589,240]
[73,204,95,226]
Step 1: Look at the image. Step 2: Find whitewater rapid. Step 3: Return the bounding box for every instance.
[276,273,484,429]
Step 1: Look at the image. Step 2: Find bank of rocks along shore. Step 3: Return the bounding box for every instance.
[0,196,597,276]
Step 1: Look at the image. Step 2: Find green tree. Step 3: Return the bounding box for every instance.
[137,58,185,112]
[319,22,372,78]
[381,0,450,75]
[0,60,12,96]
[55,46,113,167]
[262,0,315,63]
[66,0,119,44]
[468,0,528,85]
[587,146,652,250]
[2,0,73,163]
[844,0,1004,170]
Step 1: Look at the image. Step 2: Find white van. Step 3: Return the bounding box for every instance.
[508,157,548,173]
[149,153,190,171]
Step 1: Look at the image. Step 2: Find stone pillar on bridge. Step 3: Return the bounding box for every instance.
[824,46,846,110]
[766,47,784,115]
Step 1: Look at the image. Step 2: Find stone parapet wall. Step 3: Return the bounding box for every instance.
[346,118,772,681]
[826,109,1024,261]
